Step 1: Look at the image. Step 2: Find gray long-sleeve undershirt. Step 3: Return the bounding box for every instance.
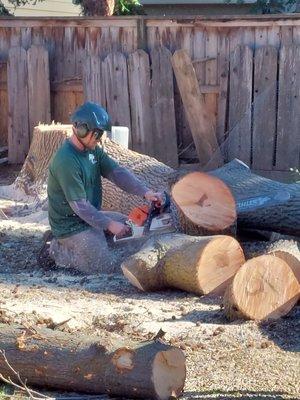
[69,166,149,231]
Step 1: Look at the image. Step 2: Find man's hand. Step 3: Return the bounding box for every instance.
[107,220,131,236]
[144,190,164,204]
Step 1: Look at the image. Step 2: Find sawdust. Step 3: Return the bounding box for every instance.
[0,166,299,399]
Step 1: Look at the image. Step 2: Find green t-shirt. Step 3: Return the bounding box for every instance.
[47,140,118,238]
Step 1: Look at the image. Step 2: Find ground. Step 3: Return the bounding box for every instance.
[0,165,299,400]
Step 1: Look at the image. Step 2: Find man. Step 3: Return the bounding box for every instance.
[48,101,162,274]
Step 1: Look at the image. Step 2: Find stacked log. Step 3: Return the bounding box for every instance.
[0,324,186,399]
[224,254,300,321]
[122,234,245,295]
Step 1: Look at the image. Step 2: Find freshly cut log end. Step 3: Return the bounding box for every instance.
[122,234,245,296]
[224,255,300,321]
[163,235,245,295]
[171,172,236,233]
[153,348,186,400]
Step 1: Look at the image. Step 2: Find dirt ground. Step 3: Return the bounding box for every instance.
[0,164,299,400]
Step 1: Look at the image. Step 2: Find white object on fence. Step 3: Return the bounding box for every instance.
[110,126,129,149]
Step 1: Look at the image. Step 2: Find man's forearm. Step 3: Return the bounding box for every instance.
[69,199,112,231]
[106,166,149,197]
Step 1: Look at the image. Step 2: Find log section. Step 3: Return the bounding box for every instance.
[224,255,300,321]
[0,324,186,399]
[122,234,245,295]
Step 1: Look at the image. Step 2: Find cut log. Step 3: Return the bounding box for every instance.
[210,159,300,236]
[171,171,236,234]
[224,255,300,321]
[122,234,245,295]
[0,323,186,399]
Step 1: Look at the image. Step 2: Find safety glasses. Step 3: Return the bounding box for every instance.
[93,129,105,141]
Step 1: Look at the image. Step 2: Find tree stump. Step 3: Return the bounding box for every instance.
[224,254,300,321]
[122,234,245,295]
[0,324,186,399]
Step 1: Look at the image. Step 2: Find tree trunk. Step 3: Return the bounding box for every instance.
[81,0,115,16]
[122,234,245,295]
[210,159,300,236]
[224,254,300,321]
[0,324,186,399]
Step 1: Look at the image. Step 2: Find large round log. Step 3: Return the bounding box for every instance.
[224,255,300,321]
[0,324,186,399]
[122,234,245,295]
[210,159,300,236]
[172,171,236,235]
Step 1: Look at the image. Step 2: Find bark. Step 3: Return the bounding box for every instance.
[210,159,300,236]
[122,234,245,295]
[0,324,186,399]
[224,255,300,321]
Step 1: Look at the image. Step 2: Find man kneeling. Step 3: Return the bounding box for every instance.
[48,102,162,274]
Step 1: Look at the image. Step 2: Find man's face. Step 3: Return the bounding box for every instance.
[81,132,99,150]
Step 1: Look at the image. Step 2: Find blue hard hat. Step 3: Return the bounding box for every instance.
[70,102,112,132]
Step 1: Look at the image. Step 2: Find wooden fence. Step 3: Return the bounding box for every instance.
[0,15,300,171]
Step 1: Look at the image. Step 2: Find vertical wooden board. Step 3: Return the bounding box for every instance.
[255,27,268,49]
[216,28,230,147]
[229,27,243,54]
[62,27,76,79]
[7,46,29,163]
[31,27,43,46]
[20,27,32,50]
[205,28,218,153]
[242,28,255,48]
[0,62,8,146]
[0,28,11,61]
[103,52,131,133]
[52,90,79,124]
[280,27,293,46]
[227,45,253,165]
[151,46,178,168]
[75,27,86,76]
[83,55,105,106]
[10,27,21,47]
[43,27,56,82]
[276,45,300,170]
[268,26,280,48]
[128,50,154,156]
[252,46,278,170]
[120,27,137,54]
[27,45,51,140]
[52,27,64,82]
[85,27,99,57]
[293,27,300,46]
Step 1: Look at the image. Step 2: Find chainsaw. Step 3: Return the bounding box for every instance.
[112,191,175,244]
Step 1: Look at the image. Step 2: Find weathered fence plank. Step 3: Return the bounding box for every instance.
[128,50,154,157]
[216,29,229,148]
[7,46,29,163]
[27,45,51,140]
[252,46,278,170]
[103,52,131,136]
[0,62,7,146]
[227,45,253,165]
[276,45,300,170]
[151,46,178,168]
[83,55,105,106]
[171,49,222,168]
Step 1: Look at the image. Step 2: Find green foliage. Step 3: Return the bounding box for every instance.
[114,0,144,15]
[224,0,298,14]
[0,0,44,15]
